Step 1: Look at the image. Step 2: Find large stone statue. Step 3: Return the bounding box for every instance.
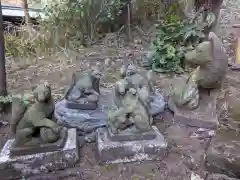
[0,83,78,178]
[64,69,102,110]
[10,83,64,148]
[185,31,228,89]
[168,32,227,129]
[109,87,153,134]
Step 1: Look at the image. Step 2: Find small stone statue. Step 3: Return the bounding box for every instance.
[169,67,200,110]
[10,83,64,147]
[108,87,152,134]
[118,64,154,108]
[65,69,102,110]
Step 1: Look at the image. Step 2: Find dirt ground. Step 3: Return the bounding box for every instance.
[2,36,240,180]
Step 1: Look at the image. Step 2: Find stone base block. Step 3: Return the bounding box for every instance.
[10,127,68,156]
[0,129,79,180]
[54,88,116,132]
[168,90,219,129]
[96,126,168,164]
[108,127,156,142]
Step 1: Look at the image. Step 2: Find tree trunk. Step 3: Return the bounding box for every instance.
[0,0,7,114]
[22,0,31,24]
[0,1,7,98]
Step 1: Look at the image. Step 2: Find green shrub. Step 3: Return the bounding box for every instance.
[150,3,205,73]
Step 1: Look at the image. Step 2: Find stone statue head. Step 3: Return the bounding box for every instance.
[115,79,128,95]
[33,82,52,103]
[185,40,212,64]
[91,69,102,80]
[120,64,138,78]
[126,64,137,76]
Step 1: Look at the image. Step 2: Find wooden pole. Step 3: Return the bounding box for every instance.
[0,1,7,97]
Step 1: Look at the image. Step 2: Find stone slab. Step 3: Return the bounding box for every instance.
[55,88,166,133]
[168,90,219,129]
[107,127,156,142]
[0,128,79,180]
[96,126,168,164]
[10,128,68,156]
[206,130,240,178]
[54,88,116,132]
[65,100,98,110]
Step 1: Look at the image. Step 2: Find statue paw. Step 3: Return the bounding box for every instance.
[52,126,61,134]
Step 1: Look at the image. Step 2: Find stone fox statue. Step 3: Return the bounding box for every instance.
[119,64,154,108]
[11,83,62,147]
[65,69,102,103]
[120,64,154,93]
[170,66,200,110]
[109,88,153,134]
[185,32,228,89]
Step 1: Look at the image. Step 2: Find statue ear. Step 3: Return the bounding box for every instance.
[120,65,126,77]
[31,85,37,92]
[44,81,50,88]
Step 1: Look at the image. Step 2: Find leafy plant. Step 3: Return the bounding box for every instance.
[0,93,33,106]
[150,3,205,73]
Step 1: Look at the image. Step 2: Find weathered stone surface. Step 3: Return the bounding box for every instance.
[207,174,240,180]
[219,9,240,27]
[55,88,166,133]
[0,128,79,180]
[107,127,156,142]
[206,130,240,178]
[168,90,219,129]
[149,90,166,117]
[222,0,240,9]
[65,100,98,110]
[96,126,168,164]
[10,128,68,156]
[55,88,116,132]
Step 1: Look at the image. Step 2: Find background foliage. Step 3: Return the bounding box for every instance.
[149,1,206,73]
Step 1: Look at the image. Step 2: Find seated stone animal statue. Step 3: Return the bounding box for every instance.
[108,87,153,134]
[169,66,200,110]
[184,31,228,89]
[11,83,63,147]
[119,64,154,107]
[65,69,102,109]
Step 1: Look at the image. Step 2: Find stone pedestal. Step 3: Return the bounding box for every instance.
[0,129,79,180]
[206,130,240,178]
[96,126,168,164]
[168,90,219,129]
[54,88,116,132]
